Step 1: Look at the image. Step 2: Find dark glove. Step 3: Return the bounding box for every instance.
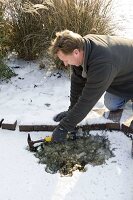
[52,125,68,143]
[53,111,68,122]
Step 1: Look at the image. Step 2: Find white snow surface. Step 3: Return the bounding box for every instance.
[0,1,133,199]
[0,57,132,200]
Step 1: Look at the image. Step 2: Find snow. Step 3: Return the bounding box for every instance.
[0,1,133,199]
[0,60,132,200]
[112,0,133,38]
[0,129,133,200]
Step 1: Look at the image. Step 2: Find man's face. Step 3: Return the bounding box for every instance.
[57,49,84,67]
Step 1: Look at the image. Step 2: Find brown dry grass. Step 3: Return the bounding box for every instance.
[1,0,115,60]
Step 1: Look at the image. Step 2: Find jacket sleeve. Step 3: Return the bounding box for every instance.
[69,66,86,110]
[60,63,117,131]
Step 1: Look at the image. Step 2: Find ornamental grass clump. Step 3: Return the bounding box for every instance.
[2,0,115,61]
[3,0,51,60]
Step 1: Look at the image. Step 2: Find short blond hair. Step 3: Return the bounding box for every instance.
[49,30,84,57]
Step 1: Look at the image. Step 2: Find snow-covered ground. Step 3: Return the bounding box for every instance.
[0,58,133,200]
[0,1,133,199]
[0,129,133,200]
[112,0,133,38]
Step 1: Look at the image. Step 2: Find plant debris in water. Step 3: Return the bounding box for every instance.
[33,132,114,176]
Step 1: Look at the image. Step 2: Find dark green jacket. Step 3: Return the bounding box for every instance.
[60,34,133,131]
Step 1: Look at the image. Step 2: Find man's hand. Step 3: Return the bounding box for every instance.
[52,125,68,143]
[53,111,68,122]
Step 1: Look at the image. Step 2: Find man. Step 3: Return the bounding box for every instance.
[49,30,133,142]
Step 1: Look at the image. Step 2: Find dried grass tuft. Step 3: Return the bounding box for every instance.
[1,0,115,62]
